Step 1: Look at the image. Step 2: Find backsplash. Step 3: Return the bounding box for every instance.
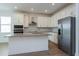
[24,27,38,32]
[24,27,58,33]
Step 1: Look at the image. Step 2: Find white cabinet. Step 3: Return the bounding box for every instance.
[24,15,29,27]
[48,33,58,44]
[14,13,24,25]
[13,13,51,27]
[50,4,75,27]
[37,17,51,27]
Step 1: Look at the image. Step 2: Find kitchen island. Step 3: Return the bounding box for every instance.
[8,32,50,55]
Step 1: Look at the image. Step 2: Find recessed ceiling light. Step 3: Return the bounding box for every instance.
[14,6,18,9]
[52,3,55,6]
[31,8,34,11]
[45,10,47,13]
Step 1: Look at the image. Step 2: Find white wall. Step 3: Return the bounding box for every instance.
[0,11,13,56]
[0,11,14,34]
[50,4,76,44]
[75,4,79,56]
[0,43,8,56]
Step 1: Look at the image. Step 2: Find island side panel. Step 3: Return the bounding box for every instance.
[8,36,48,55]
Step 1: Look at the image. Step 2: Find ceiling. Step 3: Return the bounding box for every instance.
[0,3,71,15]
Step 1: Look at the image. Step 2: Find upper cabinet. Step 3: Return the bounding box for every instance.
[13,13,51,27]
[50,4,75,27]
[14,13,24,25]
[24,16,51,27]
[37,17,51,27]
[24,15,29,27]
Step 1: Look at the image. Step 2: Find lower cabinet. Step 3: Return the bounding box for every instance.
[48,33,58,44]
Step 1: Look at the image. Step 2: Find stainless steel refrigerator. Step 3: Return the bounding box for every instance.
[58,17,75,56]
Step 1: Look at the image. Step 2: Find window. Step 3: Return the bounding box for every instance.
[0,16,11,33]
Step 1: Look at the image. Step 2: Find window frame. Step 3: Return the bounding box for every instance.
[0,16,12,33]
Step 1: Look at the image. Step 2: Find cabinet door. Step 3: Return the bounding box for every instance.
[50,16,54,27]
[13,14,18,25]
[24,15,29,27]
[14,13,24,25]
[50,16,58,27]
[47,17,51,27]
[37,17,43,27]
[43,17,48,27]
[18,13,24,25]
[37,17,50,27]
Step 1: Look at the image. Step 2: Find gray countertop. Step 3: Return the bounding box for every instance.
[10,33,49,37]
[0,32,52,37]
[0,31,58,37]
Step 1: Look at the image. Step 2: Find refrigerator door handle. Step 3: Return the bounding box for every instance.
[58,29,61,35]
